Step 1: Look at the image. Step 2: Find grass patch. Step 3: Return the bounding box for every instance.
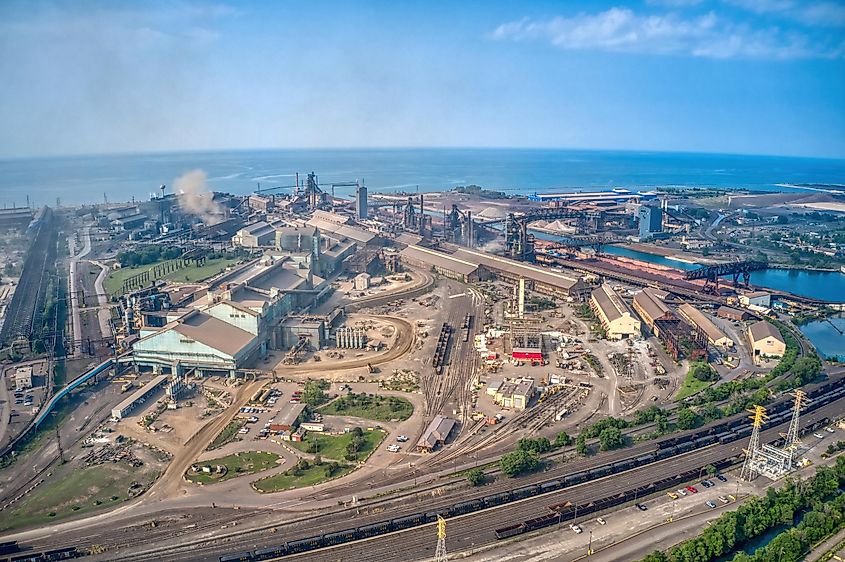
[318,393,413,422]
[186,451,280,484]
[676,370,711,401]
[104,257,240,296]
[288,429,386,462]
[253,462,353,492]
[206,419,246,451]
[0,462,157,531]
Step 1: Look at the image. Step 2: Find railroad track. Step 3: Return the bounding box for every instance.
[107,392,843,562]
[15,374,845,562]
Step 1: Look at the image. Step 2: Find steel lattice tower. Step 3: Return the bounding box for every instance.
[740,405,768,481]
[785,390,806,457]
[434,516,448,562]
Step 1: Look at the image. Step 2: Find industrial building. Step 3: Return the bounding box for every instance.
[354,273,371,290]
[748,320,786,359]
[14,366,33,391]
[717,306,752,322]
[111,375,169,420]
[590,284,641,340]
[739,291,772,308]
[416,415,457,453]
[489,378,535,410]
[637,205,663,240]
[677,304,734,349]
[632,287,673,334]
[398,244,591,300]
[355,184,368,220]
[232,222,278,248]
[399,245,482,282]
[130,255,327,375]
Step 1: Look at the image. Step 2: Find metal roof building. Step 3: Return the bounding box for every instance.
[590,284,640,340]
[748,320,786,359]
[677,304,734,348]
[632,287,674,332]
[416,415,457,452]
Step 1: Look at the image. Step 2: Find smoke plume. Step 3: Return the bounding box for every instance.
[174,169,224,225]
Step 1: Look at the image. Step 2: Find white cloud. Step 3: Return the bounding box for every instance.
[725,0,845,27]
[491,7,844,59]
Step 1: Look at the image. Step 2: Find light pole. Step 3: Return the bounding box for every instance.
[588,530,593,556]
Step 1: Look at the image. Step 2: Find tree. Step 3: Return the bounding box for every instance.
[517,437,552,455]
[676,408,701,430]
[705,464,717,476]
[598,427,624,451]
[690,362,718,382]
[554,432,573,448]
[466,468,486,486]
[303,380,328,406]
[499,450,540,477]
[576,434,589,456]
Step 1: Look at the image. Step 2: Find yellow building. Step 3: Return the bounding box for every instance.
[491,378,535,410]
[747,320,786,359]
[678,304,734,349]
[590,284,641,340]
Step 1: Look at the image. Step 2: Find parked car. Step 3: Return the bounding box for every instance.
[825,427,836,433]
[677,489,687,496]
[570,524,582,533]
[596,517,606,525]
[238,427,249,434]
[667,492,678,500]
[706,501,717,508]
[718,496,729,504]
[387,444,401,453]
[396,435,409,442]
[716,474,727,482]
[686,486,698,494]
[814,433,826,439]
[636,503,648,511]
[701,480,712,488]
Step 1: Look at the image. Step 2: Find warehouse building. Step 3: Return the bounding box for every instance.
[678,304,734,349]
[748,320,786,359]
[416,415,457,452]
[717,306,752,322]
[111,375,169,420]
[399,245,482,282]
[398,244,590,300]
[591,284,641,340]
[739,291,772,308]
[632,287,674,334]
[232,221,278,248]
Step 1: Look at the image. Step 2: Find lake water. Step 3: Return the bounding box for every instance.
[799,316,845,360]
[2,148,845,208]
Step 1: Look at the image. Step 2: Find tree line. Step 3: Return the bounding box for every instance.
[639,456,845,562]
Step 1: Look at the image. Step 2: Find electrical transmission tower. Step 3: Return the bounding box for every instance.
[434,515,448,562]
[740,405,768,481]
[784,390,806,457]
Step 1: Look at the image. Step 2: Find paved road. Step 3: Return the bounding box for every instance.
[806,526,845,562]
[0,367,11,448]
[90,259,112,339]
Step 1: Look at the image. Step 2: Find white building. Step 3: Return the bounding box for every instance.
[14,366,33,391]
[354,273,371,291]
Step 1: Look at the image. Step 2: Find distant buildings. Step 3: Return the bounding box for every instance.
[590,284,641,340]
[637,205,663,240]
[355,183,368,220]
[747,320,786,359]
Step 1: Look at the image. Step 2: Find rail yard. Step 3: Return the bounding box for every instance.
[0,177,843,562]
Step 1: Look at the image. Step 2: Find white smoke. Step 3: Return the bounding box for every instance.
[174,169,224,225]
[479,239,505,255]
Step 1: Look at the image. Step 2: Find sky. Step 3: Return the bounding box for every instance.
[0,0,844,159]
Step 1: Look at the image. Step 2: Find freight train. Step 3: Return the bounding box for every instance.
[0,546,80,562]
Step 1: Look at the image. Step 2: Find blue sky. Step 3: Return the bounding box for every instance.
[0,0,844,159]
